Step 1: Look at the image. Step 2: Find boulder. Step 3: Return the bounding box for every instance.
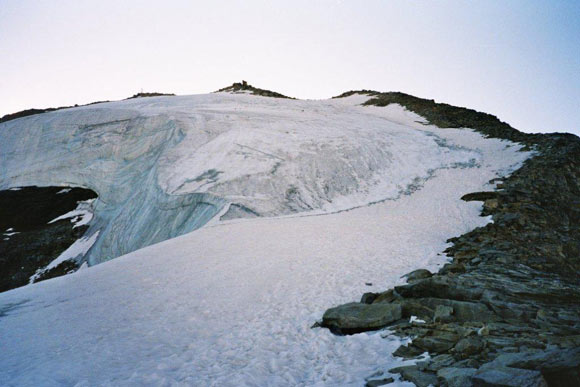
[488,348,580,386]
[425,354,456,371]
[434,305,454,323]
[498,347,580,370]
[484,198,499,210]
[414,331,460,353]
[365,377,394,387]
[395,299,435,320]
[372,289,397,304]
[472,366,547,387]
[461,192,499,202]
[394,276,483,301]
[361,292,378,304]
[403,269,433,283]
[409,298,497,323]
[321,302,402,334]
[389,365,438,387]
[393,344,425,359]
[437,367,476,387]
[454,337,484,358]
[440,262,466,275]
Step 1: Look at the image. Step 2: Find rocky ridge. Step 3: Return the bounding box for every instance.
[322,91,580,386]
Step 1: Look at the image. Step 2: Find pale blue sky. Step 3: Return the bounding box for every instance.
[1,0,578,134]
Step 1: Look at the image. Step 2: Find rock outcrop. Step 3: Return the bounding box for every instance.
[216,81,294,99]
[0,186,97,292]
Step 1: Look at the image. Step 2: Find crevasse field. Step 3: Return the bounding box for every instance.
[0,93,530,386]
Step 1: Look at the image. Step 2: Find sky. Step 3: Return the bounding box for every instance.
[0,0,578,134]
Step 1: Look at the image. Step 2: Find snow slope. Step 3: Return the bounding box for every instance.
[0,94,530,386]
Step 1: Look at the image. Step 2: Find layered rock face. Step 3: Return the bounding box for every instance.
[322,92,580,387]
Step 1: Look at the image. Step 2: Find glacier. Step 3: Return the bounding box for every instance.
[0,92,532,385]
[2,92,479,266]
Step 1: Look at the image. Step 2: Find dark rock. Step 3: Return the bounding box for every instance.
[461,192,499,202]
[395,299,435,320]
[454,337,484,358]
[484,348,580,386]
[434,305,454,323]
[216,82,294,99]
[126,92,175,99]
[496,347,580,371]
[365,377,394,386]
[472,366,547,387]
[439,262,466,275]
[542,367,580,387]
[403,269,433,283]
[0,98,112,123]
[401,298,497,323]
[437,300,496,323]
[389,365,438,387]
[361,292,379,304]
[437,367,476,387]
[425,354,456,371]
[372,289,397,304]
[34,259,79,283]
[484,198,499,211]
[414,331,460,353]
[0,186,98,292]
[454,358,482,369]
[393,344,425,359]
[321,302,401,334]
[394,276,483,301]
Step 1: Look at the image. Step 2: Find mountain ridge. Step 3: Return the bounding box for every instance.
[1,86,578,386]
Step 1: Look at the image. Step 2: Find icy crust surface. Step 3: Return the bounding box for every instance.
[158,94,478,216]
[1,93,477,265]
[0,96,531,386]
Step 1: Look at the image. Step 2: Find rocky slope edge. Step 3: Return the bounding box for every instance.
[0,186,97,292]
[322,91,580,386]
[0,92,174,124]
